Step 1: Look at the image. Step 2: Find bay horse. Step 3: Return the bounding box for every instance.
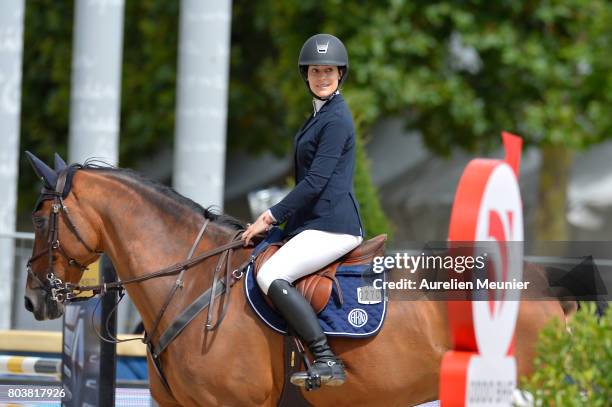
[24,154,569,406]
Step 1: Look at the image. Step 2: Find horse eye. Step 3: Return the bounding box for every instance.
[33,217,46,230]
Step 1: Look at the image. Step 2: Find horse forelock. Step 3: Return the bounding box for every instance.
[75,163,245,232]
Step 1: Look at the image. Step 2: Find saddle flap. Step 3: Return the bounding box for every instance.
[295,264,338,314]
[254,243,335,314]
[253,234,387,314]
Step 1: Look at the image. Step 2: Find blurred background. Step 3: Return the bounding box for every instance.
[1,0,611,331]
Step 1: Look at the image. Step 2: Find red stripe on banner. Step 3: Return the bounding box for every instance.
[447,158,497,351]
[439,351,473,406]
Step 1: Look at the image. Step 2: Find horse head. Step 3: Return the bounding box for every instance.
[24,151,103,320]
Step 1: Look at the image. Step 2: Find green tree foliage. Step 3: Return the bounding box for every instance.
[19,1,390,236]
[353,132,390,238]
[19,1,611,239]
[19,1,179,217]
[119,1,179,160]
[229,1,611,239]
[521,303,611,406]
[19,1,73,211]
[230,1,611,152]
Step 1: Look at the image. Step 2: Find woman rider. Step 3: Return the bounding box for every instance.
[242,34,363,388]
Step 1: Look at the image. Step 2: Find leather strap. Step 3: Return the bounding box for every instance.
[146,342,172,393]
[76,238,247,293]
[206,230,243,330]
[153,280,227,357]
[146,220,211,345]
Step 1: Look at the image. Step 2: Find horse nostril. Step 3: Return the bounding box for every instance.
[24,296,34,312]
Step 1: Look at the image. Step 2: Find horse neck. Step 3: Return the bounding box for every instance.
[73,170,240,325]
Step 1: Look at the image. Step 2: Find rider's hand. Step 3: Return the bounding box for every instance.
[241,211,274,246]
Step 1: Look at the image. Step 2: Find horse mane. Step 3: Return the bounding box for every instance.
[80,158,245,231]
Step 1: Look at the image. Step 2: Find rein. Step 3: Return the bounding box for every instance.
[27,167,254,304]
[28,166,262,391]
[27,165,264,394]
[93,221,253,349]
[73,233,249,299]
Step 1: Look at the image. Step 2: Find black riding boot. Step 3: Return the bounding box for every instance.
[267,279,346,390]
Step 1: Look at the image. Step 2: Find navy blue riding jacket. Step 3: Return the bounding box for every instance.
[269,94,363,237]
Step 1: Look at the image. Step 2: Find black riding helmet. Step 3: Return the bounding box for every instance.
[298,34,349,98]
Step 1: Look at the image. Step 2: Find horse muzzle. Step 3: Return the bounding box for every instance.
[24,285,65,320]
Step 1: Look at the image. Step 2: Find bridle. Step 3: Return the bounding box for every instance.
[26,163,262,392]
[27,167,103,303]
[26,166,254,316]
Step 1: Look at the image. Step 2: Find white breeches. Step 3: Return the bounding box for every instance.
[256,229,363,294]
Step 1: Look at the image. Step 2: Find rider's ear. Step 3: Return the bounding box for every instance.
[54,153,67,173]
[25,151,58,189]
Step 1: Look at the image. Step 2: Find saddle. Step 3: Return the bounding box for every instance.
[254,234,387,313]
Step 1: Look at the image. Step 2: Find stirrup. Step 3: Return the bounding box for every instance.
[290,359,346,391]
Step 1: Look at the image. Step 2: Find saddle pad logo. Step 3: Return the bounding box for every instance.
[347,308,368,328]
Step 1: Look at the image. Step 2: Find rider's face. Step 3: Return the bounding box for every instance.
[307,65,340,99]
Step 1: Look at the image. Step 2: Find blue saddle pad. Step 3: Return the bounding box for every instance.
[244,229,387,338]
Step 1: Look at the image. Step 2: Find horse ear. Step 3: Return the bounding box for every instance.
[54,153,67,172]
[25,151,58,189]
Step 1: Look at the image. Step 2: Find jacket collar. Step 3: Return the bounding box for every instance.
[316,91,341,114]
[296,93,343,140]
[313,90,340,115]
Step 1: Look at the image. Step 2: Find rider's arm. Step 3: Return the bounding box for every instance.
[265,209,277,224]
[269,119,350,223]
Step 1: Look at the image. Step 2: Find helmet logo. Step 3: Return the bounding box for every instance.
[316,41,329,54]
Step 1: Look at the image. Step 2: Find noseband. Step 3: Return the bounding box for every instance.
[27,168,102,303]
